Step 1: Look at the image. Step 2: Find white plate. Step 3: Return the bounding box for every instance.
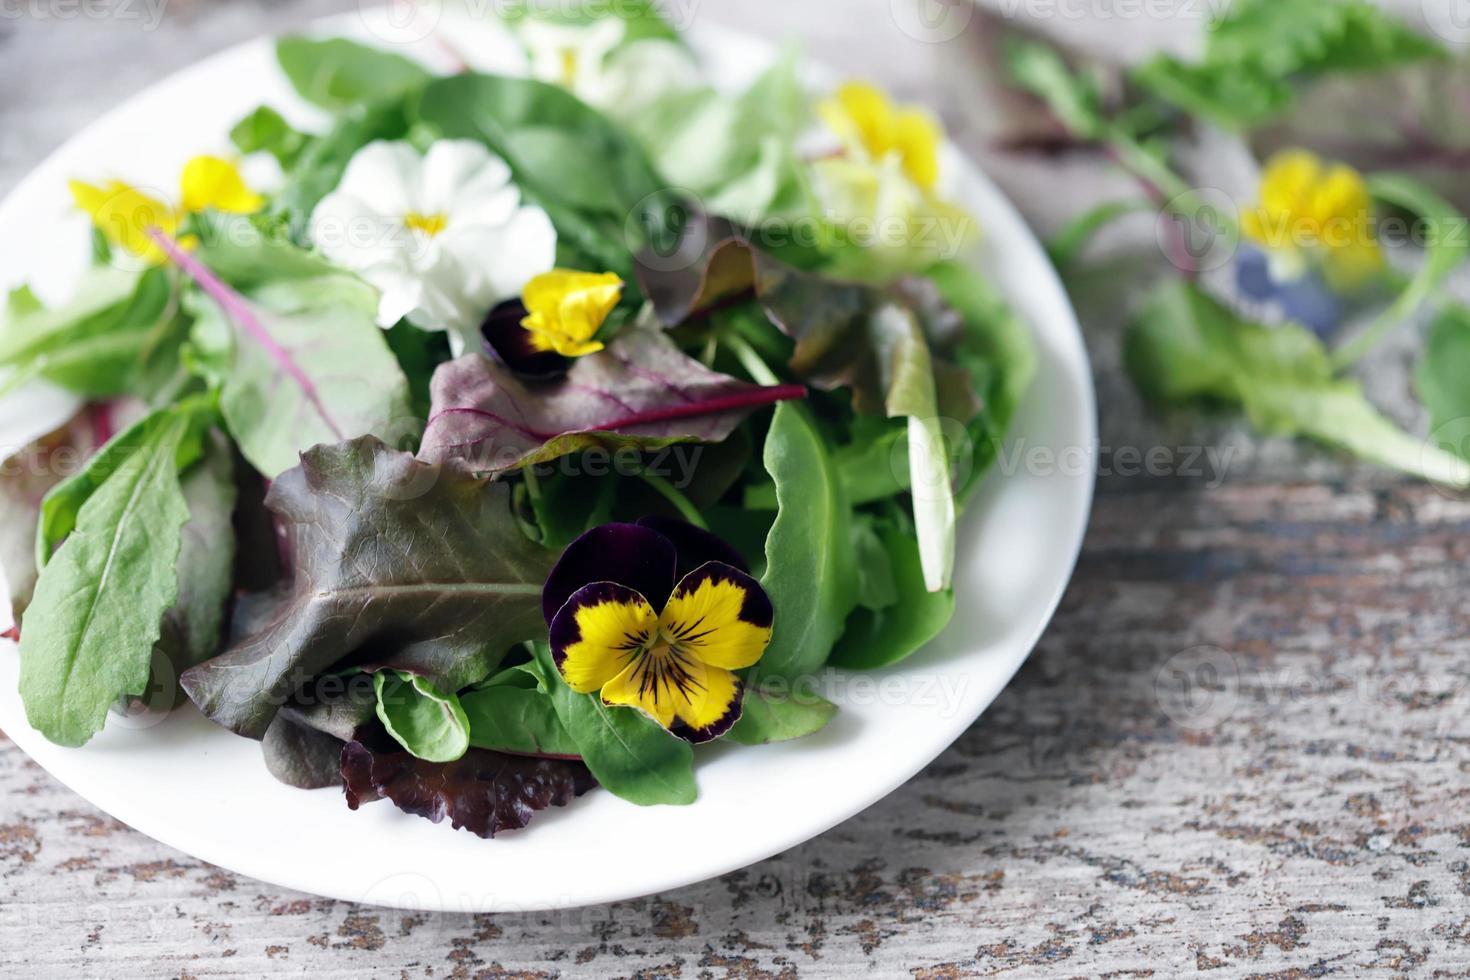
[0,11,1096,912]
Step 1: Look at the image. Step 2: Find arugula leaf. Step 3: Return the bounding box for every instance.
[1126,280,1470,486]
[1416,305,1470,460]
[462,684,581,758]
[0,266,178,400]
[18,399,212,746]
[1133,0,1444,128]
[229,105,308,167]
[419,330,805,474]
[526,643,696,806]
[1004,38,1106,139]
[374,669,472,764]
[342,739,596,838]
[1331,174,1470,367]
[831,512,956,670]
[180,438,557,739]
[276,37,432,112]
[755,402,859,681]
[165,232,413,478]
[726,684,837,746]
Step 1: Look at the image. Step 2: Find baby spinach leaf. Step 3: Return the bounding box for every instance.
[276,36,432,113]
[374,669,472,764]
[462,684,581,758]
[755,401,858,681]
[229,105,309,167]
[726,685,837,746]
[831,514,956,670]
[166,232,413,478]
[18,400,212,746]
[526,644,696,806]
[419,329,805,474]
[1416,306,1470,460]
[181,437,557,739]
[1127,280,1470,486]
[1133,0,1443,128]
[342,740,596,839]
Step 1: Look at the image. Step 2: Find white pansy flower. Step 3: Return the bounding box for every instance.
[309,139,556,352]
[519,17,699,116]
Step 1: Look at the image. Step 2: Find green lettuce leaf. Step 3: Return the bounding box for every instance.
[1126,279,1470,486]
[462,683,581,758]
[726,685,837,746]
[1417,305,1470,460]
[229,105,309,167]
[276,36,432,112]
[1133,0,1444,128]
[374,669,472,764]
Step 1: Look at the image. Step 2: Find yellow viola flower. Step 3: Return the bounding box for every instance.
[69,155,262,266]
[520,269,624,358]
[542,520,773,742]
[1242,150,1383,291]
[818,81,943,193]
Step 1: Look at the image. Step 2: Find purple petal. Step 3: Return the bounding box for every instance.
[542,522,677,625]
[480,299,570,378]
[636,515,750,577]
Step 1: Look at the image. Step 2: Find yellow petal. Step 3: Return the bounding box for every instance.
[520,268,623,357]
[552,583,659,694]
[828,81,897,159]
[1258,150,1322,218]
[599,647,742,734]
[68,178,179,265]
[179,155,263,215]
[658,566,772,671]
[894,108,942,192]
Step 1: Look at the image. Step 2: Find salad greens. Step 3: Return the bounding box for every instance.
[2,3,1035,839]
[997,0,1470,487]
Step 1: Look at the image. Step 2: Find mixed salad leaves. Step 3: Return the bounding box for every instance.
[0,2,1034,837]
[998,0,1470,486]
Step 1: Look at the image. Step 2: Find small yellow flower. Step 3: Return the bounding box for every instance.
[520,269,624,358]
[69,155,262,266]
[818,81,942,193]
[1242,150,1382,291]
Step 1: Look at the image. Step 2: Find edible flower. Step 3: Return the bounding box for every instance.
[811,81,973,272]
[542,518,772,743]
[309,139,556,353]
[1237,150,1383,336]
[818,82,942,194]
[517,15,699,117]
[521,269,623,357]
[69,155,262,266]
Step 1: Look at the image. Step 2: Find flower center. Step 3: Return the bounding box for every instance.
[559,48,579,87]
[404,211,448,237]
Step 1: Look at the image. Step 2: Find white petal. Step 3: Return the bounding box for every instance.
[418,139,504,214]
[334,140,423,215]
[0,379,81,463]
[367,266,427,328]
[310,191,414,271]
[440,204,557,304]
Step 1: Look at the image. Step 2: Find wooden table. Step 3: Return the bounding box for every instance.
[4,2,1468,975]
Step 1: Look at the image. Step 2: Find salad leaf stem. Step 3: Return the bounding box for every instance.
[638,470,708,529]
[725,333,781,387]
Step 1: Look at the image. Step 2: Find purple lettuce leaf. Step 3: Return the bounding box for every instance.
[418,327,806,474]
[341,740,596,838]
[180,436,555,739]
[635,212,982,424]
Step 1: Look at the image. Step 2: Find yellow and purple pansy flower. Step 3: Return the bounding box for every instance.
[480,268,625,377]
[541,517,773,743]
[1236,150,1384,337]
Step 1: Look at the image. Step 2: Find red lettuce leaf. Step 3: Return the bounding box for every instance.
[180,436,556,739]
[418,328,806,474]
[342,740,596,838]
[636,213,982,423]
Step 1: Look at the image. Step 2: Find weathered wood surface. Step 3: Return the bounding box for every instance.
[4,1,1470,976]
